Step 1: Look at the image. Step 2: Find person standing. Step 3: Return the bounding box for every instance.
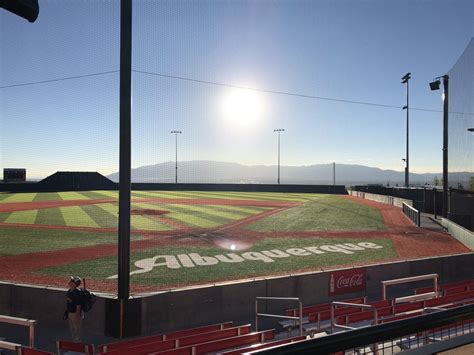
[65,276,83,342]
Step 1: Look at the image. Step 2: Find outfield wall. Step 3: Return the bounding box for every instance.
[351,186,443,214]
[348,189,413,207]
[441,218,474,250]
[1,253,473,340]
[0,182,347,194]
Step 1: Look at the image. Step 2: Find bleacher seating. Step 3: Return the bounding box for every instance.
[9,278,474,355]
[97,325,252,354]
[219,336,306,355]
[148,330,274,355]
[56,340,95,355]
[97,321,234,353]
[415,279,474,296]
[15,347,54,355]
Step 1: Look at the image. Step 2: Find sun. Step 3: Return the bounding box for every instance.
[222,89,263,127]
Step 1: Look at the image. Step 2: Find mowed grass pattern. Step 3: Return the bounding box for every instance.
[246,195,386,231]
[0,191,384,232]
[0,193,37,203]
[5,210,38,224]
[61,206,100,228]
[58,191,91,200]
[95,202,173,231]
[0,227,137,255]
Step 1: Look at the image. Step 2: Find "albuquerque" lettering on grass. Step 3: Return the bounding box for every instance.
[108,242,383,279]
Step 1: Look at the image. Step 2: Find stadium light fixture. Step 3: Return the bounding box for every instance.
[401,72,411,188]
[429,75,449,218]
[274,128,285,185]
[429,79,441,91]
[171,130,182,185]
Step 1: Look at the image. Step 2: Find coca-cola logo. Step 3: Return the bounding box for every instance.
[329,268,367,295]
[336,274,364,289]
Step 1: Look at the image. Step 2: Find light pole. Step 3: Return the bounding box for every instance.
[274,128,285,184]
[171,130,182,184]
[429,75,449,218]
[402,72,411,188]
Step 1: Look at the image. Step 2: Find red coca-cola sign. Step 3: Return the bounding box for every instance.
[328,268,366,295]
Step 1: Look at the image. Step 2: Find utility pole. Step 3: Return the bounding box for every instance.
[402,73,411,188]
[118,0,132,303]
[429,75,449,218]
[333,162,336,185]
[442,75,449,218]
[274,129,285,184]
[171,130,182,184]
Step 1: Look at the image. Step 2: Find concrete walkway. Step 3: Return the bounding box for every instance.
[420,213,447,232]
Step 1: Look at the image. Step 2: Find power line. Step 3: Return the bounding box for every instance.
[133,69,403,110]
[1,68,473,116]
[0,70,119,89]
[133,69,474,116]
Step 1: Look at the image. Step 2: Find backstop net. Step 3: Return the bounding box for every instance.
[447,38,474,191]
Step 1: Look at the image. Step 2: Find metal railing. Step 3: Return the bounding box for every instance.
[403,201,420,226]
[331,302,378,332]
[251,303,474,354]
[255,297,303,336]
[382,273,438,302]
[0,315,36,350]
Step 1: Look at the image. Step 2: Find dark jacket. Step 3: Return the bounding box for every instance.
[66,288,82,313]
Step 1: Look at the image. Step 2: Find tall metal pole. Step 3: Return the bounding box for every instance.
[278,131,280,185]
[405,78,409,187]
[175,133,177,184]
[171,131,181,184]
[442,75,449,218]
[402,73,411,188]
[118,0,132,302]
[333,162,336,185]
[274,129,284,184]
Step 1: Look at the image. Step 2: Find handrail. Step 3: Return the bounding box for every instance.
[395,291,437,304]
[251,303,474,354]
[382,274,438,300]
[255,297,303,336]
[0,315,36,348]
[331,302,378,332]
[402,202,420,226]
[0,340,22,351]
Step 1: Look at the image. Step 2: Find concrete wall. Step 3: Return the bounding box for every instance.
[441,218,474,250]
[351,186,443,214]
[0,282,108,341]
[348,189,413,208]
[0,182,347,194]
[2,253,473,342]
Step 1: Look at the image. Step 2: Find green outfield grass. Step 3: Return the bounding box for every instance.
[36,237,396,287]
[0,227,143,255]
[245,195,386,231]
[0,190,386,236]
[0,190,398,289]
[0,191,276,230]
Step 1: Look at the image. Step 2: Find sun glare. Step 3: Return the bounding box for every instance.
[222,89,263,127]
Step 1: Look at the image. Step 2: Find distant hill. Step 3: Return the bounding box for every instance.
[107,160,472,186]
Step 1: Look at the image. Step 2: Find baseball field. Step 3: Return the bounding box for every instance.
[0,190,469,293]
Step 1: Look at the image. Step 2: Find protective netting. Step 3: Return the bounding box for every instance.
[447,38,474,191]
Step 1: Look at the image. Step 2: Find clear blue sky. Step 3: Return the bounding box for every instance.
[1,0,473,179]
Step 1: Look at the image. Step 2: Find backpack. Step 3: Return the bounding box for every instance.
[81,278,96,313]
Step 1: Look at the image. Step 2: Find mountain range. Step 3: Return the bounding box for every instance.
[107,161,473,187]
